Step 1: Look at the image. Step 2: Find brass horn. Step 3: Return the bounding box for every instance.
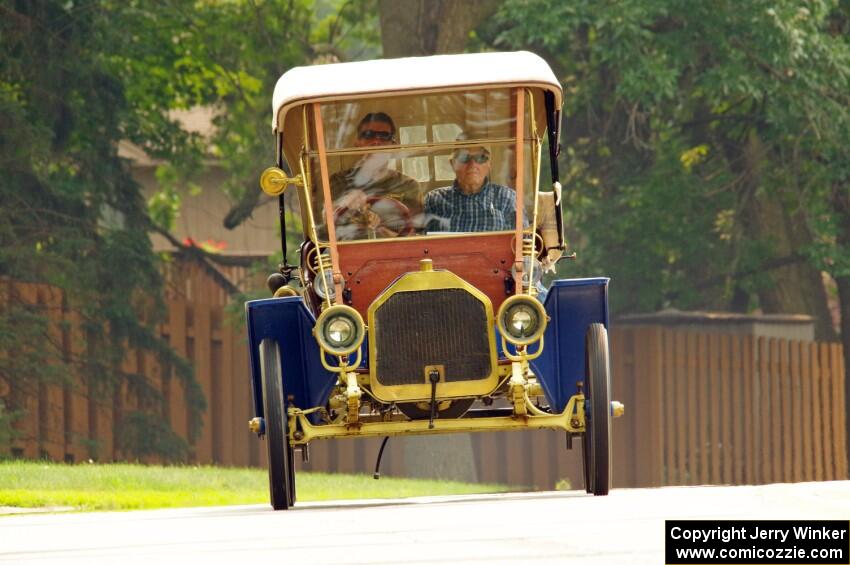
[259,167,303,196]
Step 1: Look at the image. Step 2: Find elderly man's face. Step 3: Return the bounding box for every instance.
[354,120,395,148]
[452,149,491,194]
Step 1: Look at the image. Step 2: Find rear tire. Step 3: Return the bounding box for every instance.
[260,339,294,510]
[582,323,612,496]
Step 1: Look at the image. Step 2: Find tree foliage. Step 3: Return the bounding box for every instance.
[0,0,378,459]
[484,0,850,335]
[0,0,205,459]
[137,0,381,234]
[4,0,849,460]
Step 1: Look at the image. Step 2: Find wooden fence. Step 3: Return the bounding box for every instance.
[319,326,846,490]
[1,263,265,468]
[610,327,847,487]
[3,269,847,488]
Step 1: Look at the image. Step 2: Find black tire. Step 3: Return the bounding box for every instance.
[260,339,293,510]
[582,323,612,496]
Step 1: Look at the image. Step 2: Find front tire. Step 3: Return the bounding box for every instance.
[582,323,612,496]
[260,338,294,510]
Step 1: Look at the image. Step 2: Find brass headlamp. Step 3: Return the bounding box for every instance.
[497,295,548,346]
[314,305,365,356]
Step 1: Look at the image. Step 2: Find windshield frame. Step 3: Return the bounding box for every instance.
[290,87,543,306]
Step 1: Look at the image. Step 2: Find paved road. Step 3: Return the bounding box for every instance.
[1,481,848,564]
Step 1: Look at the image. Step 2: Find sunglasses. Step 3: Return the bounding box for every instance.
[455,152,490,165]
[358,129,394,141]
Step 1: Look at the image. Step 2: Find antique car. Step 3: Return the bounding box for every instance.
[246,51,623,510]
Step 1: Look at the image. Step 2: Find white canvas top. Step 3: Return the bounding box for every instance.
[271,51,562,131]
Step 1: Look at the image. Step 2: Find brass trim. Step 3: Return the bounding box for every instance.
[501,334,545,363]
[298,107,313,234]
[320,348,362,375]
[367,269,498,403]
[314,304,365,356]
[248,417,263,434]
[497,294,548,346]
[297,153,315,236]
[260,166,303,196]
[423,364,445,383]
[513,88,526,292]
[527,89,542,294]
[336,229,515,246]
[296,107,334,299]
[273,285,299,298]
[288,393,585,444]
[304,137,531,158]
[311,102,343,303]
[612,401,625,418]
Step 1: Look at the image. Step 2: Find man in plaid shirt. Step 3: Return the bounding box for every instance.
[424,144,519,233]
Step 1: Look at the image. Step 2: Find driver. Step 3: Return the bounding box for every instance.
[330,113,421,239]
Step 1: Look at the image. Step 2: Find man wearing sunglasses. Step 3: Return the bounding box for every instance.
[423,144,518,233]
[329,112,421,240]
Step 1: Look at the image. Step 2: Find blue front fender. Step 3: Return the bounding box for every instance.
[246,278,610,423]
[530,278,610,413]
[246,297,336,423]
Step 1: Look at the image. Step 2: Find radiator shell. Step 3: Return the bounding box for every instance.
[367,269,498,402]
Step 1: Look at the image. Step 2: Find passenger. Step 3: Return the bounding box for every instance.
[330,113,421,239]
[424,141,546,301]
[423,143,517,233]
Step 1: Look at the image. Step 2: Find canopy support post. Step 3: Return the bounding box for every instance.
[544,91,565,250]
[513,88,526,293]
[311,103,344,303]
[276,131,293,276]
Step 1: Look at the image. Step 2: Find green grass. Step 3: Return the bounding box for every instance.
[0,461,514,512]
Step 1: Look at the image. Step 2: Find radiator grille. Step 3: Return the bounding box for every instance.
[373,289,491,386]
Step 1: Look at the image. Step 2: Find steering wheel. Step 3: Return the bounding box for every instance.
[334,196,413,238]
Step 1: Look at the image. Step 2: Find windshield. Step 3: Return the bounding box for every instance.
[307,89,537,242]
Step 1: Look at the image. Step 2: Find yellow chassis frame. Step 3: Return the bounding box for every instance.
[287,393,586,446]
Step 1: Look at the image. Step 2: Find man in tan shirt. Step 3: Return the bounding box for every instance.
[329,113,421,240]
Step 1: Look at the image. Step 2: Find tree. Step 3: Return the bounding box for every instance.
[377,0,504,483]
[184,0,382,256]
[486,0,849,326]
[0,0,385,459]
[0,0,204,459]
[486,0,850,471]
[379,0,501,57]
